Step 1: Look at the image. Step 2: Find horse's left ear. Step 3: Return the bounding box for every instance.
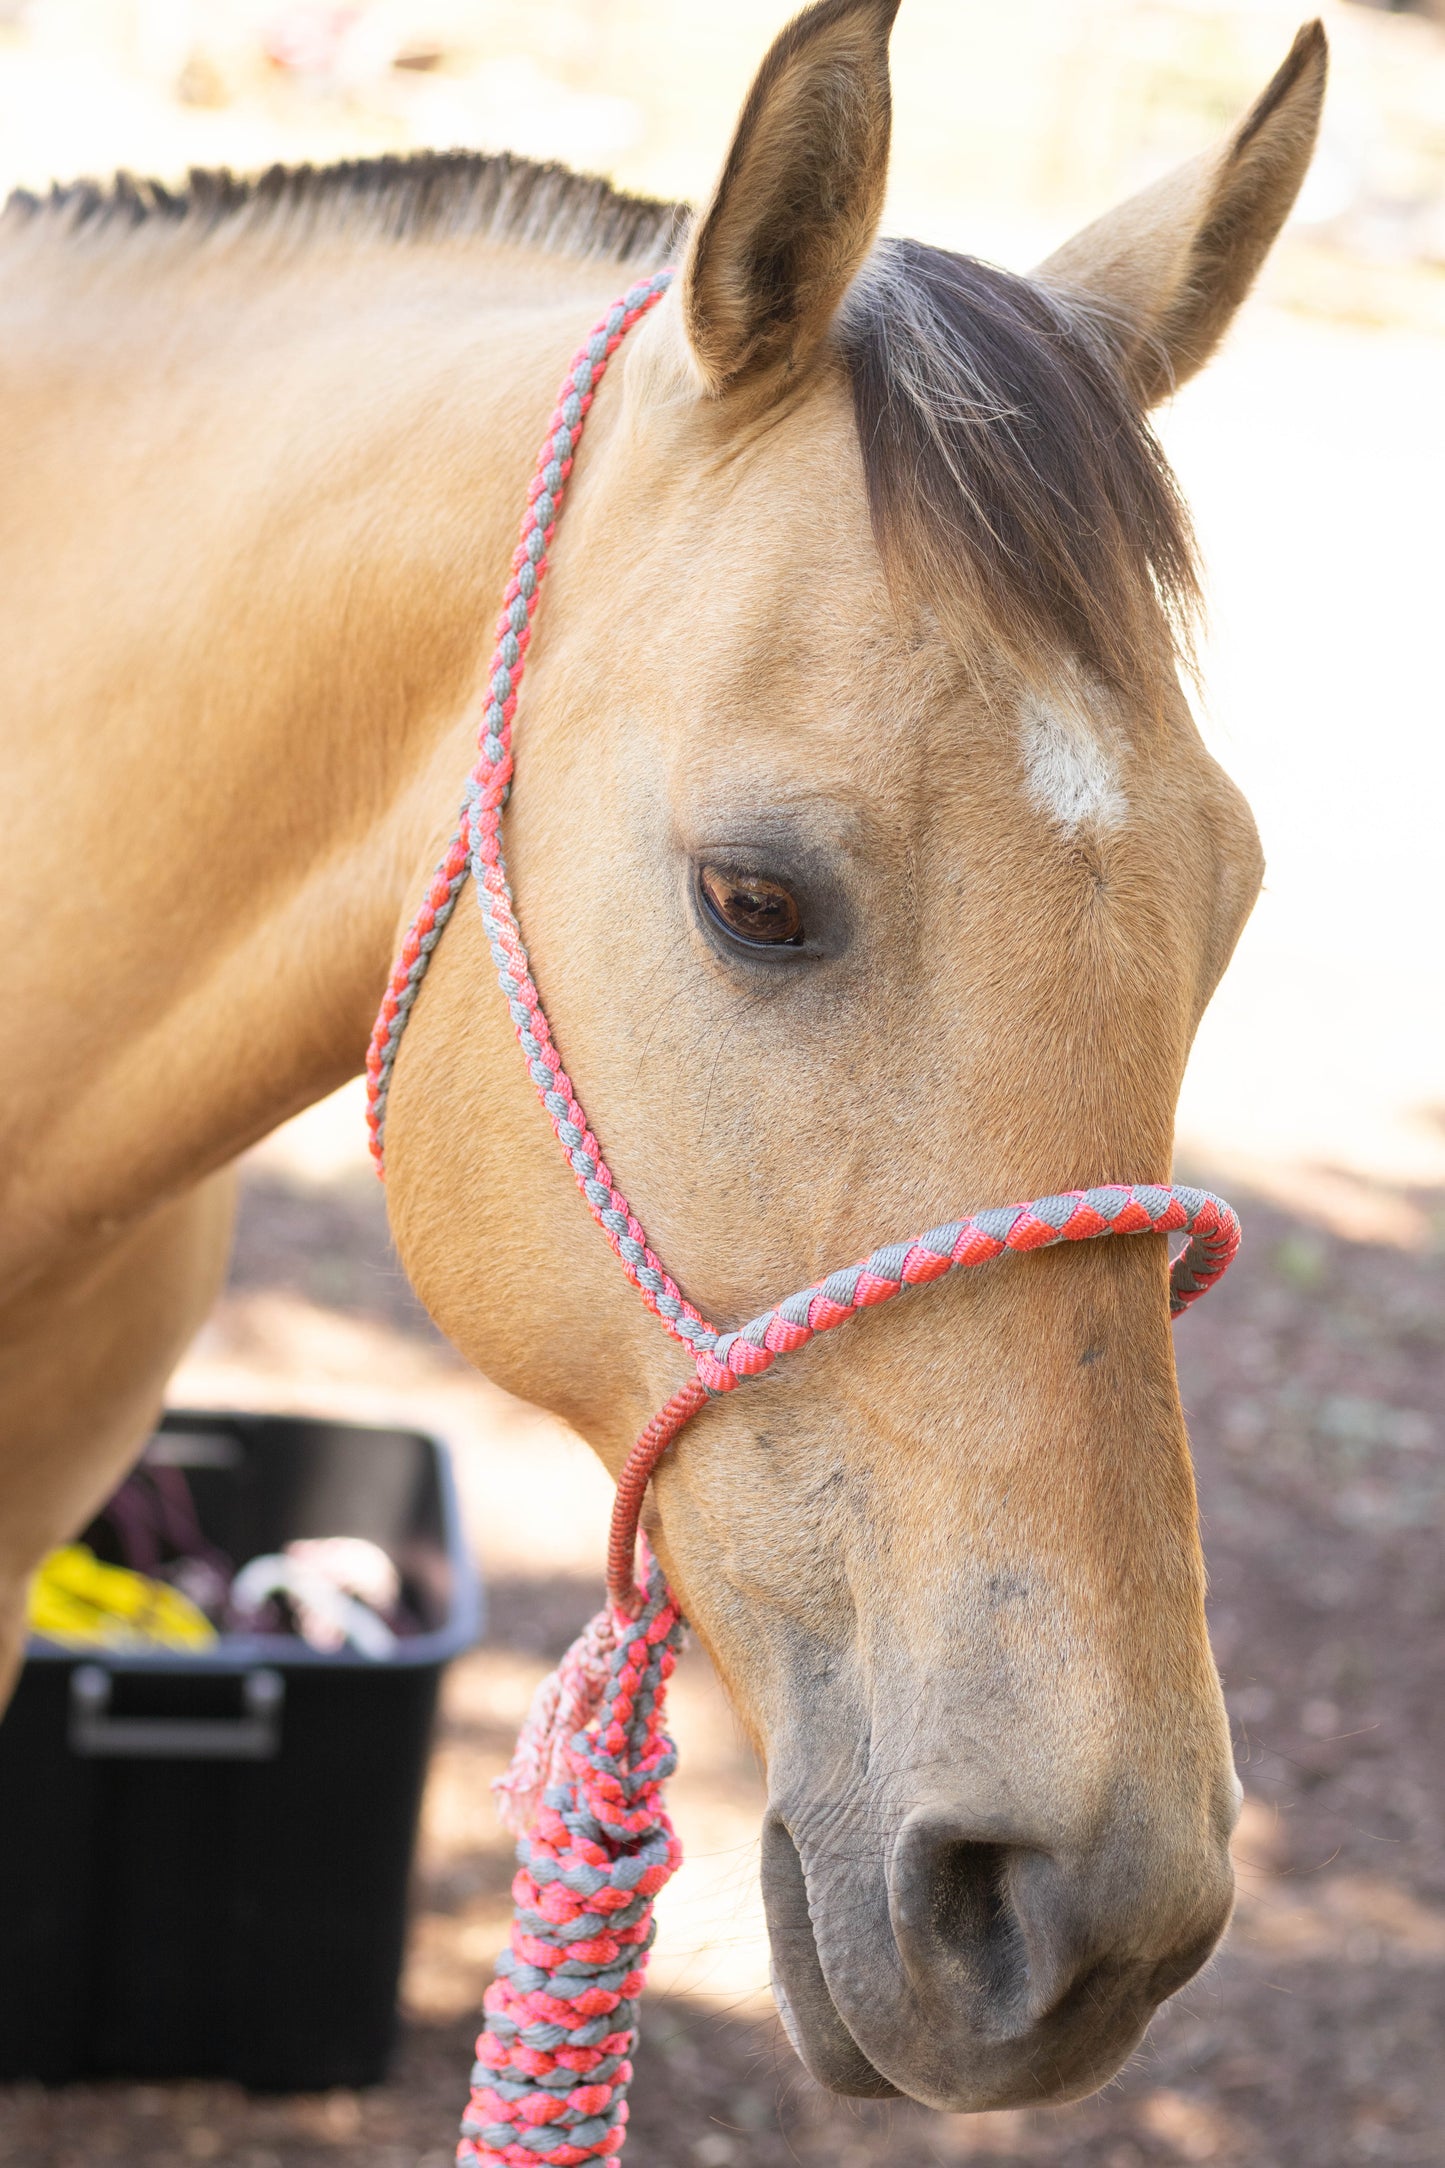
[1036,20,1327,406]
[680,0,901,396]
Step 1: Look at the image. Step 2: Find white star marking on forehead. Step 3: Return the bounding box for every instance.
[1020,683,1126,835]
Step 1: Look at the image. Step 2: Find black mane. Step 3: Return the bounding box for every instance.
[4,148,685,267]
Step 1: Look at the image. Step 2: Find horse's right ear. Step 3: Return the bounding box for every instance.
[1036,21,1327,406]
[680,0,900,397]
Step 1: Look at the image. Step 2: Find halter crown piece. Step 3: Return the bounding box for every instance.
[366,271,1241,2168]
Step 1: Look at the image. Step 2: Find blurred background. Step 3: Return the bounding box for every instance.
[1,3,1442,2164]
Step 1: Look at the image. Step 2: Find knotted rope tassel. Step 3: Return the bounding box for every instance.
[460,1552,684,2167]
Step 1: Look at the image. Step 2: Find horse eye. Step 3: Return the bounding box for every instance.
[698,865,805,948]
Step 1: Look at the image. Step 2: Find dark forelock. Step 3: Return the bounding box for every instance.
[839,238,1200,686]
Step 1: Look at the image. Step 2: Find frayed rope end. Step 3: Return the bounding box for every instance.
[491,1604,621,1837]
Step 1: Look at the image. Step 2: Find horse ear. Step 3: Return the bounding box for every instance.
[1035,21,1327,406]
[680,0,901,396]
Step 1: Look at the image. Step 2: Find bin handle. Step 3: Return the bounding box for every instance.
[68,1664,284,1761]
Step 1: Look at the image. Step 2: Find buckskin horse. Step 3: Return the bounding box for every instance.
[0,0,1325,2116]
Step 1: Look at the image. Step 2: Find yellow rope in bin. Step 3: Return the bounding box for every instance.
[27,1545,217,1651]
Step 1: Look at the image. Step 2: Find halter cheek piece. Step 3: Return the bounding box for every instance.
[366,274,1239,2168]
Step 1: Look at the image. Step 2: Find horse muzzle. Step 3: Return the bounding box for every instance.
[760,1786,1236,2111]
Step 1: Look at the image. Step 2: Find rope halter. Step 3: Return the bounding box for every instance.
[365,266,1240,1613]
[364,271,1240,2168]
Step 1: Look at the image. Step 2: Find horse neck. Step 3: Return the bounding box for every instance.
[0,223,624,1279]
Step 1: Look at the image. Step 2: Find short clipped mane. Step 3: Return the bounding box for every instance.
[7,150,1193,679]
[840,238,1200,686]
[4,148,685,268]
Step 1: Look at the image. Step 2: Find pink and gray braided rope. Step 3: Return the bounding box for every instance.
[365,273,1240,2168]
[459,1552,683,2167]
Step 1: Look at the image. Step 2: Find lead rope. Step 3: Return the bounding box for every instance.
[365,274,1241,2168]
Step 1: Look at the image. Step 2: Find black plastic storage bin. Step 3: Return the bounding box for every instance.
[0,1409,482,2091]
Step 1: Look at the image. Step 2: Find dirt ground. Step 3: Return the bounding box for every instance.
[1,1163,1441,2168]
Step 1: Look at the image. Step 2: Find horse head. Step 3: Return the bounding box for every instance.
[384,0,1325,2112]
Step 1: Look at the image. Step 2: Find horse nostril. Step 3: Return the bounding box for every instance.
[889,1806,1233,2058]
[890,1818,1036,2024]
[926,1841,1028,2004]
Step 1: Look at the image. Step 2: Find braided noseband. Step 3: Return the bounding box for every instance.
[365,273,1240,2168]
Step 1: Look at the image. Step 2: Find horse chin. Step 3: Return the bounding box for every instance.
[771,1908,1156,2115]
[770,1968,902,2100]
[762,1813,901,2097]
[767,1896,1154,2117]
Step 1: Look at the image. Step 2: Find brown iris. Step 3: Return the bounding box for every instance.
[698,865,804,948]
